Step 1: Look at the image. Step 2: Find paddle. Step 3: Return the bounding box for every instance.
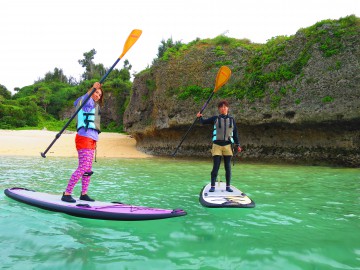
[171,66,232,157]
[41,29,142,158]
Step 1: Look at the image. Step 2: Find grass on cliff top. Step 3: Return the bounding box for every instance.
[168,15,359,105]
[300,14,359,57]
[158,14,358,61]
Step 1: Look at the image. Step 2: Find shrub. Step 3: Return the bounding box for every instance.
[322,96,334,103]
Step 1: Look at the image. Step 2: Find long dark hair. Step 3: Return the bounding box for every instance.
[97,88,104,107]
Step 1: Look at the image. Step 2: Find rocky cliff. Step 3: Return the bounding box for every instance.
[124,16,360,167]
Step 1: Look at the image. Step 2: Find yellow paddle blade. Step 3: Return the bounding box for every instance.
[119,29,142,59]
[214,66,231,92]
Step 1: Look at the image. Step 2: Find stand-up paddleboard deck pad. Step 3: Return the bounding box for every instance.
[4,187,186,221]
[199,182,255,208]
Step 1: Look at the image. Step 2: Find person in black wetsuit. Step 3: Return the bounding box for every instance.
[197,100,242,192]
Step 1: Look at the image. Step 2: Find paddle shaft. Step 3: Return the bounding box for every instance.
[40,58,120,158]
[171,92,214,157]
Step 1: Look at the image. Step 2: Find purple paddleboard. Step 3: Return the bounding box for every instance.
[4,187,186,221]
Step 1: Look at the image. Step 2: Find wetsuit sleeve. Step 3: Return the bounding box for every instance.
[232,120,240,146]
[199,116,217,125]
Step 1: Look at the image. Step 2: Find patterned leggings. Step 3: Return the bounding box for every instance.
[65,149,94,195]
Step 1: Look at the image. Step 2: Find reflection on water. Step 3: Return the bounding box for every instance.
[0,156,359,269]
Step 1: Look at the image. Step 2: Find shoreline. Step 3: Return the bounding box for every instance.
[0,130,151,158]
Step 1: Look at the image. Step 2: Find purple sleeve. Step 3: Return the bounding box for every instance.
[74,93,95,112]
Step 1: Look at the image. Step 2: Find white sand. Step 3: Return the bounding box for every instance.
[0,130,151,158]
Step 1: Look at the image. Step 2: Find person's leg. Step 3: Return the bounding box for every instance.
[79,149,95,201]
[65,149,89,194]
[80,149,94,195]
[210,155,222,191]
[224,155,233,192]
[62,149,89,202]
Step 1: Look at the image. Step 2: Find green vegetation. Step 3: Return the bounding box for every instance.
[214,46,226,56]
[155,35,252,63]
[328,61,342,71]
[153,15,358,109]
[154,38,187,62]
[178,85,212,103]
[270,95,282,109]
[0,84,12,99]
[2,15,357,130]
[215,60,233,67]
[301,15,358,57]
[0,50,133,131]
[146,79,156,92]
[217,33,315,103]
[321,96,334,103]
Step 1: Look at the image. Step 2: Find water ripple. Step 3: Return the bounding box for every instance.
[1,156,359,269]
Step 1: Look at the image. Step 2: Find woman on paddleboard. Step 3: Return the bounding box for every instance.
[197,100,242,192]
[61,82,103,203]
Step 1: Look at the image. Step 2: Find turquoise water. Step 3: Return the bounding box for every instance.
[0,155,359,270]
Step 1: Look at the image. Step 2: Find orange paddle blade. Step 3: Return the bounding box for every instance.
[119,29,142,59]
[214,66,231,92]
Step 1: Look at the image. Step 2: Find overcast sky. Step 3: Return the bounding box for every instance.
[0,0,358,93]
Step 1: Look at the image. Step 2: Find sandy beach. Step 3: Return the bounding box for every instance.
[0,130,151,158]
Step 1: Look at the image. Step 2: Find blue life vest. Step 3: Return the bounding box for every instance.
[212,116,234,143]
[76,97,101,133]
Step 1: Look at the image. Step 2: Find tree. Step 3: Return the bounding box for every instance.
[156,38,183,59]
[106,60,132,82]
[37,86,52,112]
[0,84,11,99]
[78,49,97,80]
[78,49,107,81]
[37,67,68,83]
[119,60,131,81]
[123,59,132,71]
[68,76,79,86]
[92,63,106,80]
